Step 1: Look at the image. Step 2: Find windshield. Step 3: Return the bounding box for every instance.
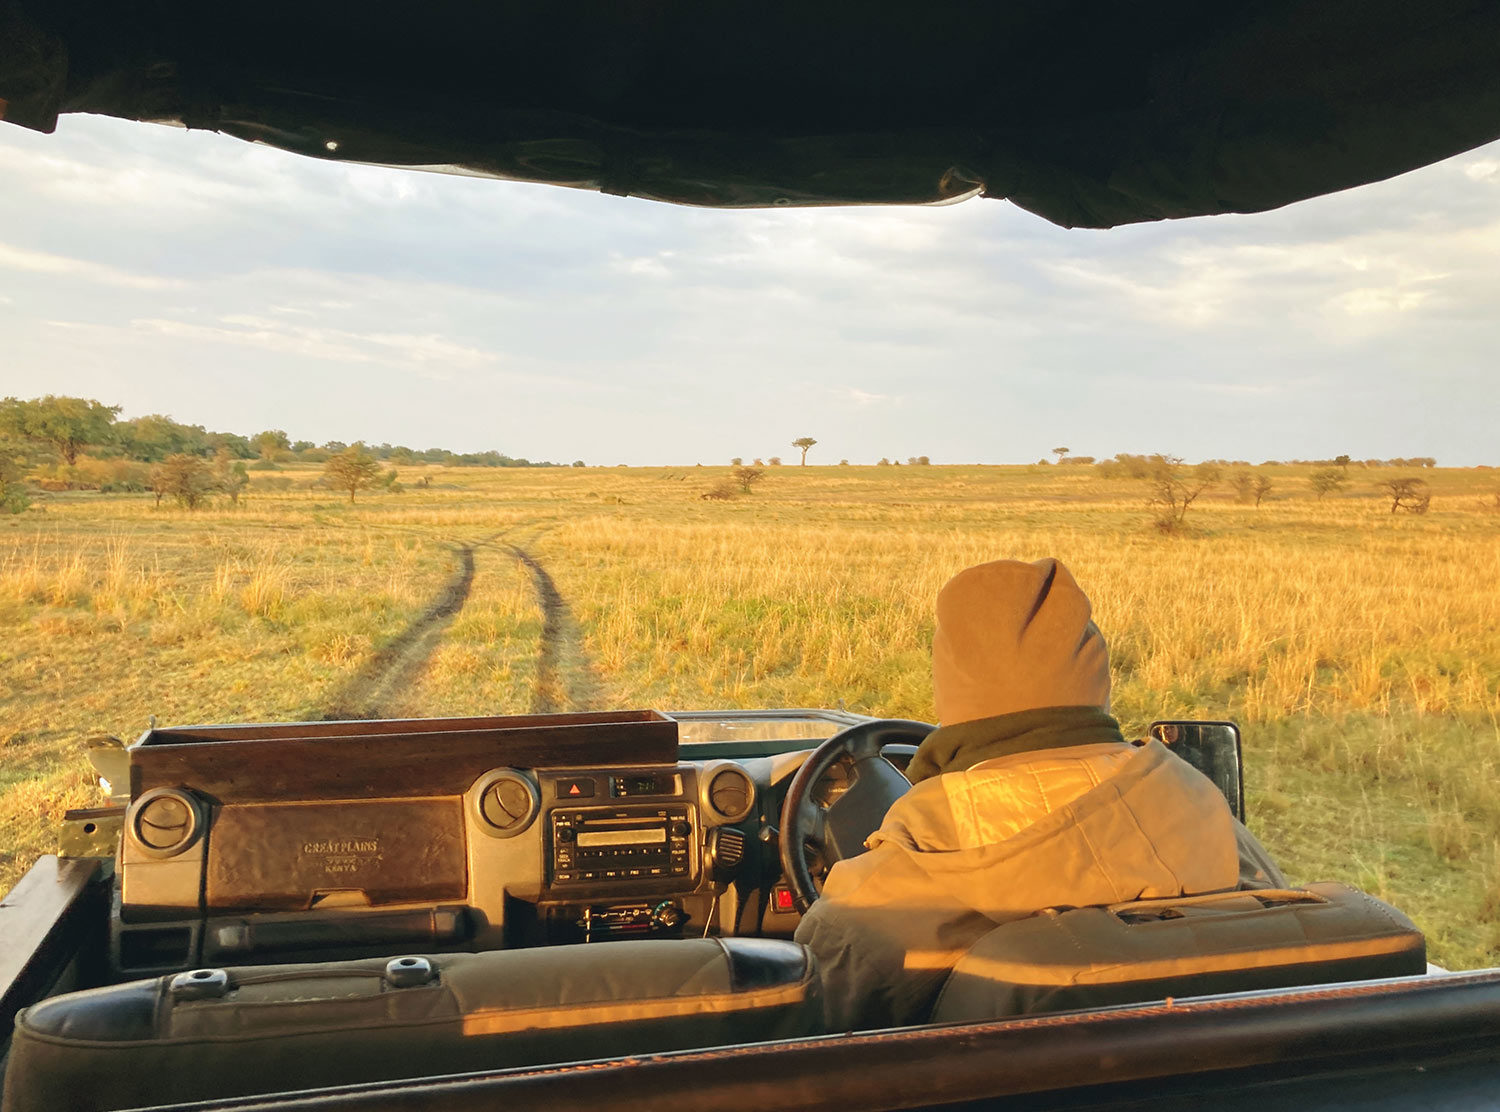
[0,114,1497,975]
[670,710,870,745]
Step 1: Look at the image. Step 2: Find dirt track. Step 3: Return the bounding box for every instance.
[320,542,477,720]
[319,532,602,720]
[507,544,603,714]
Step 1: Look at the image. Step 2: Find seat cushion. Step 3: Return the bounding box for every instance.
[931,883,1425,1022]
[3,937,820,1112]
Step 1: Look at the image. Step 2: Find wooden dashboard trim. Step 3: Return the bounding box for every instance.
[130,712,678,802]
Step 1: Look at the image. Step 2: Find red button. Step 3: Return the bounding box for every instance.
[772,887,796,913]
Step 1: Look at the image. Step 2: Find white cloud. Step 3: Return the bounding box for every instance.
[1331,286,1436,317]
[0,242,182,290]
[129,314,497,373]
[612,254,673,277]
[131,316,375,363]
[363,332,495,370]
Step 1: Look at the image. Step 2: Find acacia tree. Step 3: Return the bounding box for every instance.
[732,466,764,492]
[792,437,817,465]
[0,395,120,465]
[1145,456,1219,531]
[324,444,382,503]
[1309,468,1348,500]
[151,453,214,509]
[1252,475,1273,507]
[1053,446,1070,464]
[1380,477,1431,514]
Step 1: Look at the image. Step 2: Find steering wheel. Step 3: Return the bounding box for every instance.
[778,719,935,913]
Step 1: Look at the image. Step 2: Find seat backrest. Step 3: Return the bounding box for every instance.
[931,883,1425,1023]
[2,937,820,1112]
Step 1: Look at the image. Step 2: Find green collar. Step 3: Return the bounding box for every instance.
[905,706,1126,783]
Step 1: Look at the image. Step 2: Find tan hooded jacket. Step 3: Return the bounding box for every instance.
[793,559,1285,1032]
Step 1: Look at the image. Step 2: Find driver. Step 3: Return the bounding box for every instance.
[794,557,1285,1032]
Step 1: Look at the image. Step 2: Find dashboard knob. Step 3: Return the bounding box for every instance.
[557,827,575,842]
[650,901,686,931]
[670,820,691,838]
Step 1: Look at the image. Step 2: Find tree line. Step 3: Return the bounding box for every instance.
[0,394,566,512]
[0,395,559,470]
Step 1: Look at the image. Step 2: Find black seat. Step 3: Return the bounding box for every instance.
[931,883,1426,1022]
[2,937,820,1112]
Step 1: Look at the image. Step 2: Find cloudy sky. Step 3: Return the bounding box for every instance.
[1,115,1497,466]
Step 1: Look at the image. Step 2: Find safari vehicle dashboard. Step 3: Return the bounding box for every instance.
[108,709,878,977]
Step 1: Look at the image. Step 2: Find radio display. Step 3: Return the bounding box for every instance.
[612,773,680,797]
[576,828,667,848]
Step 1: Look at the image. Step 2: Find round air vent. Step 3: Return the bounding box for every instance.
[705,765,755,824]
[128,788,201,857]
[472,770,539,838]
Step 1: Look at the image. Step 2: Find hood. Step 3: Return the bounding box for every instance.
[931,559,1110,726]
[3,0,1500,228]
[870,742,1240,916]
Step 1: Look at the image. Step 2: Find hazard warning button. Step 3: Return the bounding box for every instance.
[554,778,596,800]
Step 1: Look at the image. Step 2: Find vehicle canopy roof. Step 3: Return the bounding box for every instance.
[4,0,1500,227]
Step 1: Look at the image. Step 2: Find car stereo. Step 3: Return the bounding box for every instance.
[550,806,692,885]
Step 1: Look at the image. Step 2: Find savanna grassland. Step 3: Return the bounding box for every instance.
[2,463,1498,968]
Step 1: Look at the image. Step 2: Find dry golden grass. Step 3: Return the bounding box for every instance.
[1,461,1497,966]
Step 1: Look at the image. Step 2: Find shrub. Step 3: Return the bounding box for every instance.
[151,454,215,509]
[0,443,29,513]
[1380,478,1431,514]
[32,458,153,492]
[214,452,249,504]
[0,483,30,514]
[1145,456,1218,531]
[1309,468,1348,500]
[1231,470,1255,503]
[701,482,737,501]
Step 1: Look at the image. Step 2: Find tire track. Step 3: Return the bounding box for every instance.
[507,545,604,714]
[321,542,477,720]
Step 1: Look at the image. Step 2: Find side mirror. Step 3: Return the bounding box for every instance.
[1147,721,1244,821]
